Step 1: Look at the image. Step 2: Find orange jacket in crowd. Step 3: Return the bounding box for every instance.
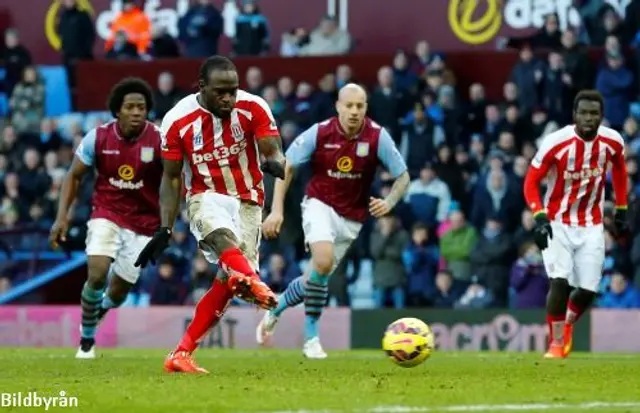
[104,6,151,54]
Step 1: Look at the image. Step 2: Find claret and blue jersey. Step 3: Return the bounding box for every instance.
[285,117,407,222]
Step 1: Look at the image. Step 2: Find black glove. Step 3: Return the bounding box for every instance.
[614,207,629,235]
[532,212,553,250]
[134,227,172,268]
[261,159,285,179]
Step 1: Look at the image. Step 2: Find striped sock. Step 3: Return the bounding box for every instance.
[80,282,104,339]
[304,270,329,341]
[272,276,305,317]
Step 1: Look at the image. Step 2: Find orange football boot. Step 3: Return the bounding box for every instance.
[164,351,209,374]
[544,343,567,359]
[563,323,574,356]
[227,272,278,310]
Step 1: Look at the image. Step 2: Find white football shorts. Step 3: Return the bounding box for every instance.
[541,221,605,292]
[85,218,152,284]
[186,191,261,270]
[301,197,362,273]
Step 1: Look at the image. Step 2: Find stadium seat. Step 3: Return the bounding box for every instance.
[38,65,71,117]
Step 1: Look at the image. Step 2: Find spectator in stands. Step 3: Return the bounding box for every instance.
[369,66,404,143]
[591,6,625,47]
[429,269,462,308]
[371,215,408,309]
[541,51,572,124]
[245,67,264,96]
[598,272,640,308]
[178,0,223,58]
[150,256,189,305]
[0,29,32,98]
[233,0,270,56]
[261,252,299,294]
[510,13,562,50]
[455,275,494,309]
[439,210,477,282]
[402,222,439,307]
[289,81,314,130]
[190,252,215,304]
[280,28,310,57]
[18,148,51,207]
[602,35,622,68]
[560,29,591,102]
[36,119,63,154]
[105,30,139,60]
[509,44,544,115]
[300,16,351,56]
[149,26,180,59]
[603,229,633,278]
[0,125,24,169]
[434,144,466,208]
[471,168,521,233]
[410,40,444,76]
[2,172,23,219]
[392,50,418,94]
[500,82,519,113]
[335,65,354,89]
[405,162,451,227]
[311,73,337,121]
[261,85,285,119]
[43,149,64,179]
[400,103,444,178]
[57,0,95,89]
[277,76,295,108]
[596,51,634,130]
[469,217,513,307]
[510,241,548,309]
[104,0,151,56]
[530,108,558,143]
[463,83,486,138]
[153,72,185,120]
[9,66,45,135]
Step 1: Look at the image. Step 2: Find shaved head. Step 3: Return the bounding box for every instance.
[336,83,368,136]
[338,83,367,102]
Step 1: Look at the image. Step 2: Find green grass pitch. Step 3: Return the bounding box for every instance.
[0,349,639,413]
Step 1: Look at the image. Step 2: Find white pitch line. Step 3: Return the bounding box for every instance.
[256,401,640,413]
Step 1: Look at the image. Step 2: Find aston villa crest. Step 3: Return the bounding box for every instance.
[356,142,369,157]
[140,147,154,163]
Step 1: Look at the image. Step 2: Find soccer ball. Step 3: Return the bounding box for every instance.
[382,317,435,368]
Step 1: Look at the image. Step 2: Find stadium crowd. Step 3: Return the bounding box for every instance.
[2,0,640,310]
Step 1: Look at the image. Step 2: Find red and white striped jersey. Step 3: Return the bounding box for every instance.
[529,124,625,227]
[160,90,280,206]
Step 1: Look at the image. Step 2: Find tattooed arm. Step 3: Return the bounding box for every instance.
[385,171,410,208]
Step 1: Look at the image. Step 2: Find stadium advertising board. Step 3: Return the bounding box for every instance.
[351,309,591,352]
[0,306,117,347]
[0,306,350,349]
[2,0,626,64]
[590,310,640,352]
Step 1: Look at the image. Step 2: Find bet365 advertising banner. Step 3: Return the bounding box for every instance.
[3,0,629,64]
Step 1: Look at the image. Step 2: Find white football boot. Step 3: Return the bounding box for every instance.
[75,338,96,359]
[303,337,328,359]
[256,310,280,346]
